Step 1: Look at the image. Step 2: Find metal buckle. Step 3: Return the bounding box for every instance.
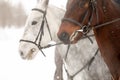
[77,25,90,34]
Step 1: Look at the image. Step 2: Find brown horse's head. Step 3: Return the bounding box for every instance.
[57,0,95,44]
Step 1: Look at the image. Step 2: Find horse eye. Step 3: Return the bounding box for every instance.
[31,21,38,25]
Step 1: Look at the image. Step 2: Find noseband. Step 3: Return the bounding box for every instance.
[62,0,95,35]
[20,8,52,56]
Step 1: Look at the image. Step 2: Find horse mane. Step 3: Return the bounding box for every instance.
[114,0,120,5]
[112,0,120,9]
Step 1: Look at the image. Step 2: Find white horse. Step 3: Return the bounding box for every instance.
[19,0,111,80]
[19,0,64,80]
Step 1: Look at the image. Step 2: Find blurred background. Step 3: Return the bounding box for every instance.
[0,0,27,28]
[0,0,67,80]
[0,0,66,28]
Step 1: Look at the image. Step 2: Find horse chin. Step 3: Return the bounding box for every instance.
[62,41,71,45]
[25,53,37,60]
[69,31,83,44]
[70,34,82,44]
[19,43,39,60]
[62,39,78,44]
[70,39,79,44]
[62,35,81,44]
[71,40,78,44]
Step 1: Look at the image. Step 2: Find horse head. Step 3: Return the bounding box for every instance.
[57,0,99,44]
[19,0,65,60]
[57,0,120,79]
[19,0,49,60]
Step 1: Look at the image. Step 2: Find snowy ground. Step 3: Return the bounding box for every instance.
[0,27,56,80]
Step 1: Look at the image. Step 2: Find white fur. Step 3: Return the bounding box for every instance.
[19,0,64,59]
[19,0,111,80]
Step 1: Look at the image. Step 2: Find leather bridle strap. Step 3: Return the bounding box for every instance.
[20,8,48,57]
[62,18,92,35]
[45,17,53,40]
[62,18,83,27]
[20,39,46,57]
[62,0,95,35]
[32,8,45,14]
[32,8,52,43]
[64,48,99,80]
[93,18,120,29]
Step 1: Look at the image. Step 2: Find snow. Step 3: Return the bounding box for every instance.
[0,0,67,80]
[0,28,56,80]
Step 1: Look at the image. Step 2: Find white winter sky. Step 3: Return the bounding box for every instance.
[9,0,67,13]
[0,0,67,80]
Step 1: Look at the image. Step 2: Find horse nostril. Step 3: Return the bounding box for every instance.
[19,51,27,59]
[31,48,36,52]
[19,51,24,57]
[59,32,70,42]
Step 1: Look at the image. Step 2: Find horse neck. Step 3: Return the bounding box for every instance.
[93,0,120,78]
[46,5,65,42]
[96,0,120,22]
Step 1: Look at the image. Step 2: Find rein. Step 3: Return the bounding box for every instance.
[19,5,100,80]
[20,7,95,57]
[93,18,120,29]
[64,34,99,80]
[64,48,99,80]
[61,0,120,79]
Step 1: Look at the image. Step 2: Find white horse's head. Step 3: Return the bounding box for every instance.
[19,0,65,60]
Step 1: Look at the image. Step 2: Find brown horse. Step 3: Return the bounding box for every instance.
[57,0,120,80]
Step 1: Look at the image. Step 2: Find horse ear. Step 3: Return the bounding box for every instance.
[66,0,90,10]
[37,0,49,9]
[40,0,49,7]
[66,0,73,10]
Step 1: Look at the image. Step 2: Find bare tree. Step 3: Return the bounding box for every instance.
[13,2,27,27]
[0,1,27,28]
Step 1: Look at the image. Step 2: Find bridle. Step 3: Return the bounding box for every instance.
[19,6,94,58]
[20,8,52,57]
[62,0,120,41]
[61,0,120,79]
[64,47,99,80]
[63,0,95,36]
